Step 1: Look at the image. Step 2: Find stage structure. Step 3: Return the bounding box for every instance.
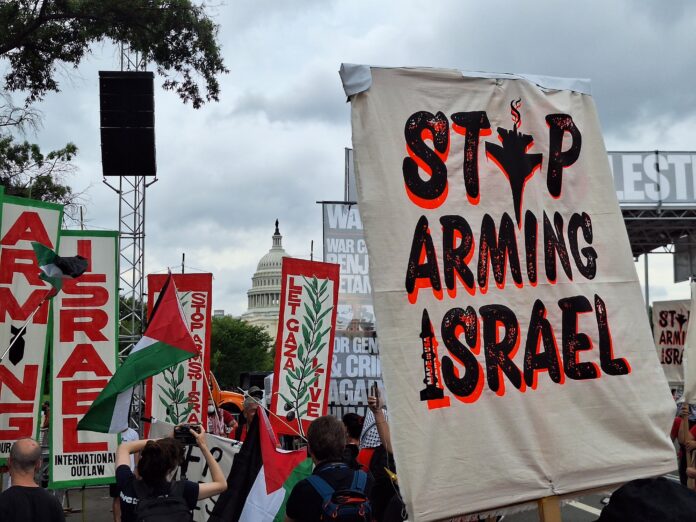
[610,151,696,310]
[100,45,158,431]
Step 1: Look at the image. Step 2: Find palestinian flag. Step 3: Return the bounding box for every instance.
[209,408,313,522]
[77,274,198,433]
[32,241,89,296]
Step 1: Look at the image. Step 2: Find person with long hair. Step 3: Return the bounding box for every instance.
[115,425,226,522]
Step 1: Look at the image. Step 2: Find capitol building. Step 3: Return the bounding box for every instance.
[240,221,290,341]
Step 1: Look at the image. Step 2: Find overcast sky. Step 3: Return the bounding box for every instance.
[8,0,696,314]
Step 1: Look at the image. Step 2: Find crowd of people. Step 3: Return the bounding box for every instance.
[9,388,696,521]
[0,387,401,522]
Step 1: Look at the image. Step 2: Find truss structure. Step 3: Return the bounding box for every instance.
[621,207,696,257]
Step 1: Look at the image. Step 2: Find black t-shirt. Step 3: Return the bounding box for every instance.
[115,464,199,522]
[0,485,64,522]
[285,461,373,522]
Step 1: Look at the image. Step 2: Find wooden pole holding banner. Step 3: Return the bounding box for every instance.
[537,496,562,522]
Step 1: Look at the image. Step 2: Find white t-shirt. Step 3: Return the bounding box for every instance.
[120,427,139,469]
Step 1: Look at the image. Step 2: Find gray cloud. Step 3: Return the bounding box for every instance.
[8,0,696,313]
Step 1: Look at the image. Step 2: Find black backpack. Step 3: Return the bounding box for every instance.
[133,480,193,522]
[307,467,372,522]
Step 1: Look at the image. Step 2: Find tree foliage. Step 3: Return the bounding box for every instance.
[211,316,274,390]
[0,0,228,108]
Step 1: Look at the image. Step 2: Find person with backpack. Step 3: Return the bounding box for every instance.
[114,424,227,522]
[285,415,374,522]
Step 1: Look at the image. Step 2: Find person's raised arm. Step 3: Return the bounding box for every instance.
[368,395,392,454]
[116,439,149,468]
[191,426,227,499]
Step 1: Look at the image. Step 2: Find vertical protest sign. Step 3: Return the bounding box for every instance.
[50,230,119,487]
[0,194,62,464]
[342,65,676,520]
[269,258,339,436]
[652,299,689,386]
[322,203,381,417]
[145,273,212,436]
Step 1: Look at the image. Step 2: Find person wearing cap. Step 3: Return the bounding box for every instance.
[233,386,263,442]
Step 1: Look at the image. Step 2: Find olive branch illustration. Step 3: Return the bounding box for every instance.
[157,291,194,424]
[279,277,332,438]
[158,364,194,424]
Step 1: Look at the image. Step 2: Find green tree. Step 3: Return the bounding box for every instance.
[211,317,274,390]
[0,0,228,211]
[0,0,227,107]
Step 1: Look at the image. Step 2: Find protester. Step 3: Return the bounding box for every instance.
[342,412,364,470]
[115,425,227,521]
[234,386,263,441]
[110,426,139,522]
[285,415,373,522]
[677,402,696,488]
[207,399,238,437]
[0,438,64,521]
[360,390,406,522]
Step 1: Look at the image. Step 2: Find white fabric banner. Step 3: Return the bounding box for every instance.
[345,66,676,520]
[149,421,240,522]
[652,299,690,385]
[50,231,119,488]
[0,195,62,463]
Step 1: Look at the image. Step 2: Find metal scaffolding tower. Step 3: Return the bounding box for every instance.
[101,43,158,429]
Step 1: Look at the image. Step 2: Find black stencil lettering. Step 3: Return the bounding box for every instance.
[480,304,522,393]
[405,215,442,294]
[523,299,562,387]
[450,111,491,201]
[441,307,481,398]
[440,215,475,292]
[559,296,599,380]
[524,210,537,284]
[568,212,597,280]
[478,213,522,290]
[546,114,581,197]
[543,211,573,282]
[595,294,630,375]
[403,111,449,203]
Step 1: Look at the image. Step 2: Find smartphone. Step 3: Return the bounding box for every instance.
[370,381,380,400]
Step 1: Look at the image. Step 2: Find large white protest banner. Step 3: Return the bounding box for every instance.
[50,231,119,487]
[0,193,62,464]
[342,65,676,519]
[150,421,240,522]
[652,299,689,385]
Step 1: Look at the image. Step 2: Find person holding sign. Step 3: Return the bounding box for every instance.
[677,403,696,489]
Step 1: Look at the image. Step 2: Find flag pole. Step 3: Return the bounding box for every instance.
[0,295,48,364]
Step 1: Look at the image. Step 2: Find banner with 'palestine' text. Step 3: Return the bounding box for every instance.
[50,230,119,487]
[145,273,212,437]
[270,258,339,436]
[0,192,63,464]
[343,65,676,520]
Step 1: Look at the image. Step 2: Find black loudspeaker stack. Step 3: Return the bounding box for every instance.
[99,71,156,177]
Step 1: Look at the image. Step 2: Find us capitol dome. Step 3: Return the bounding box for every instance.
[240,220,290,341]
